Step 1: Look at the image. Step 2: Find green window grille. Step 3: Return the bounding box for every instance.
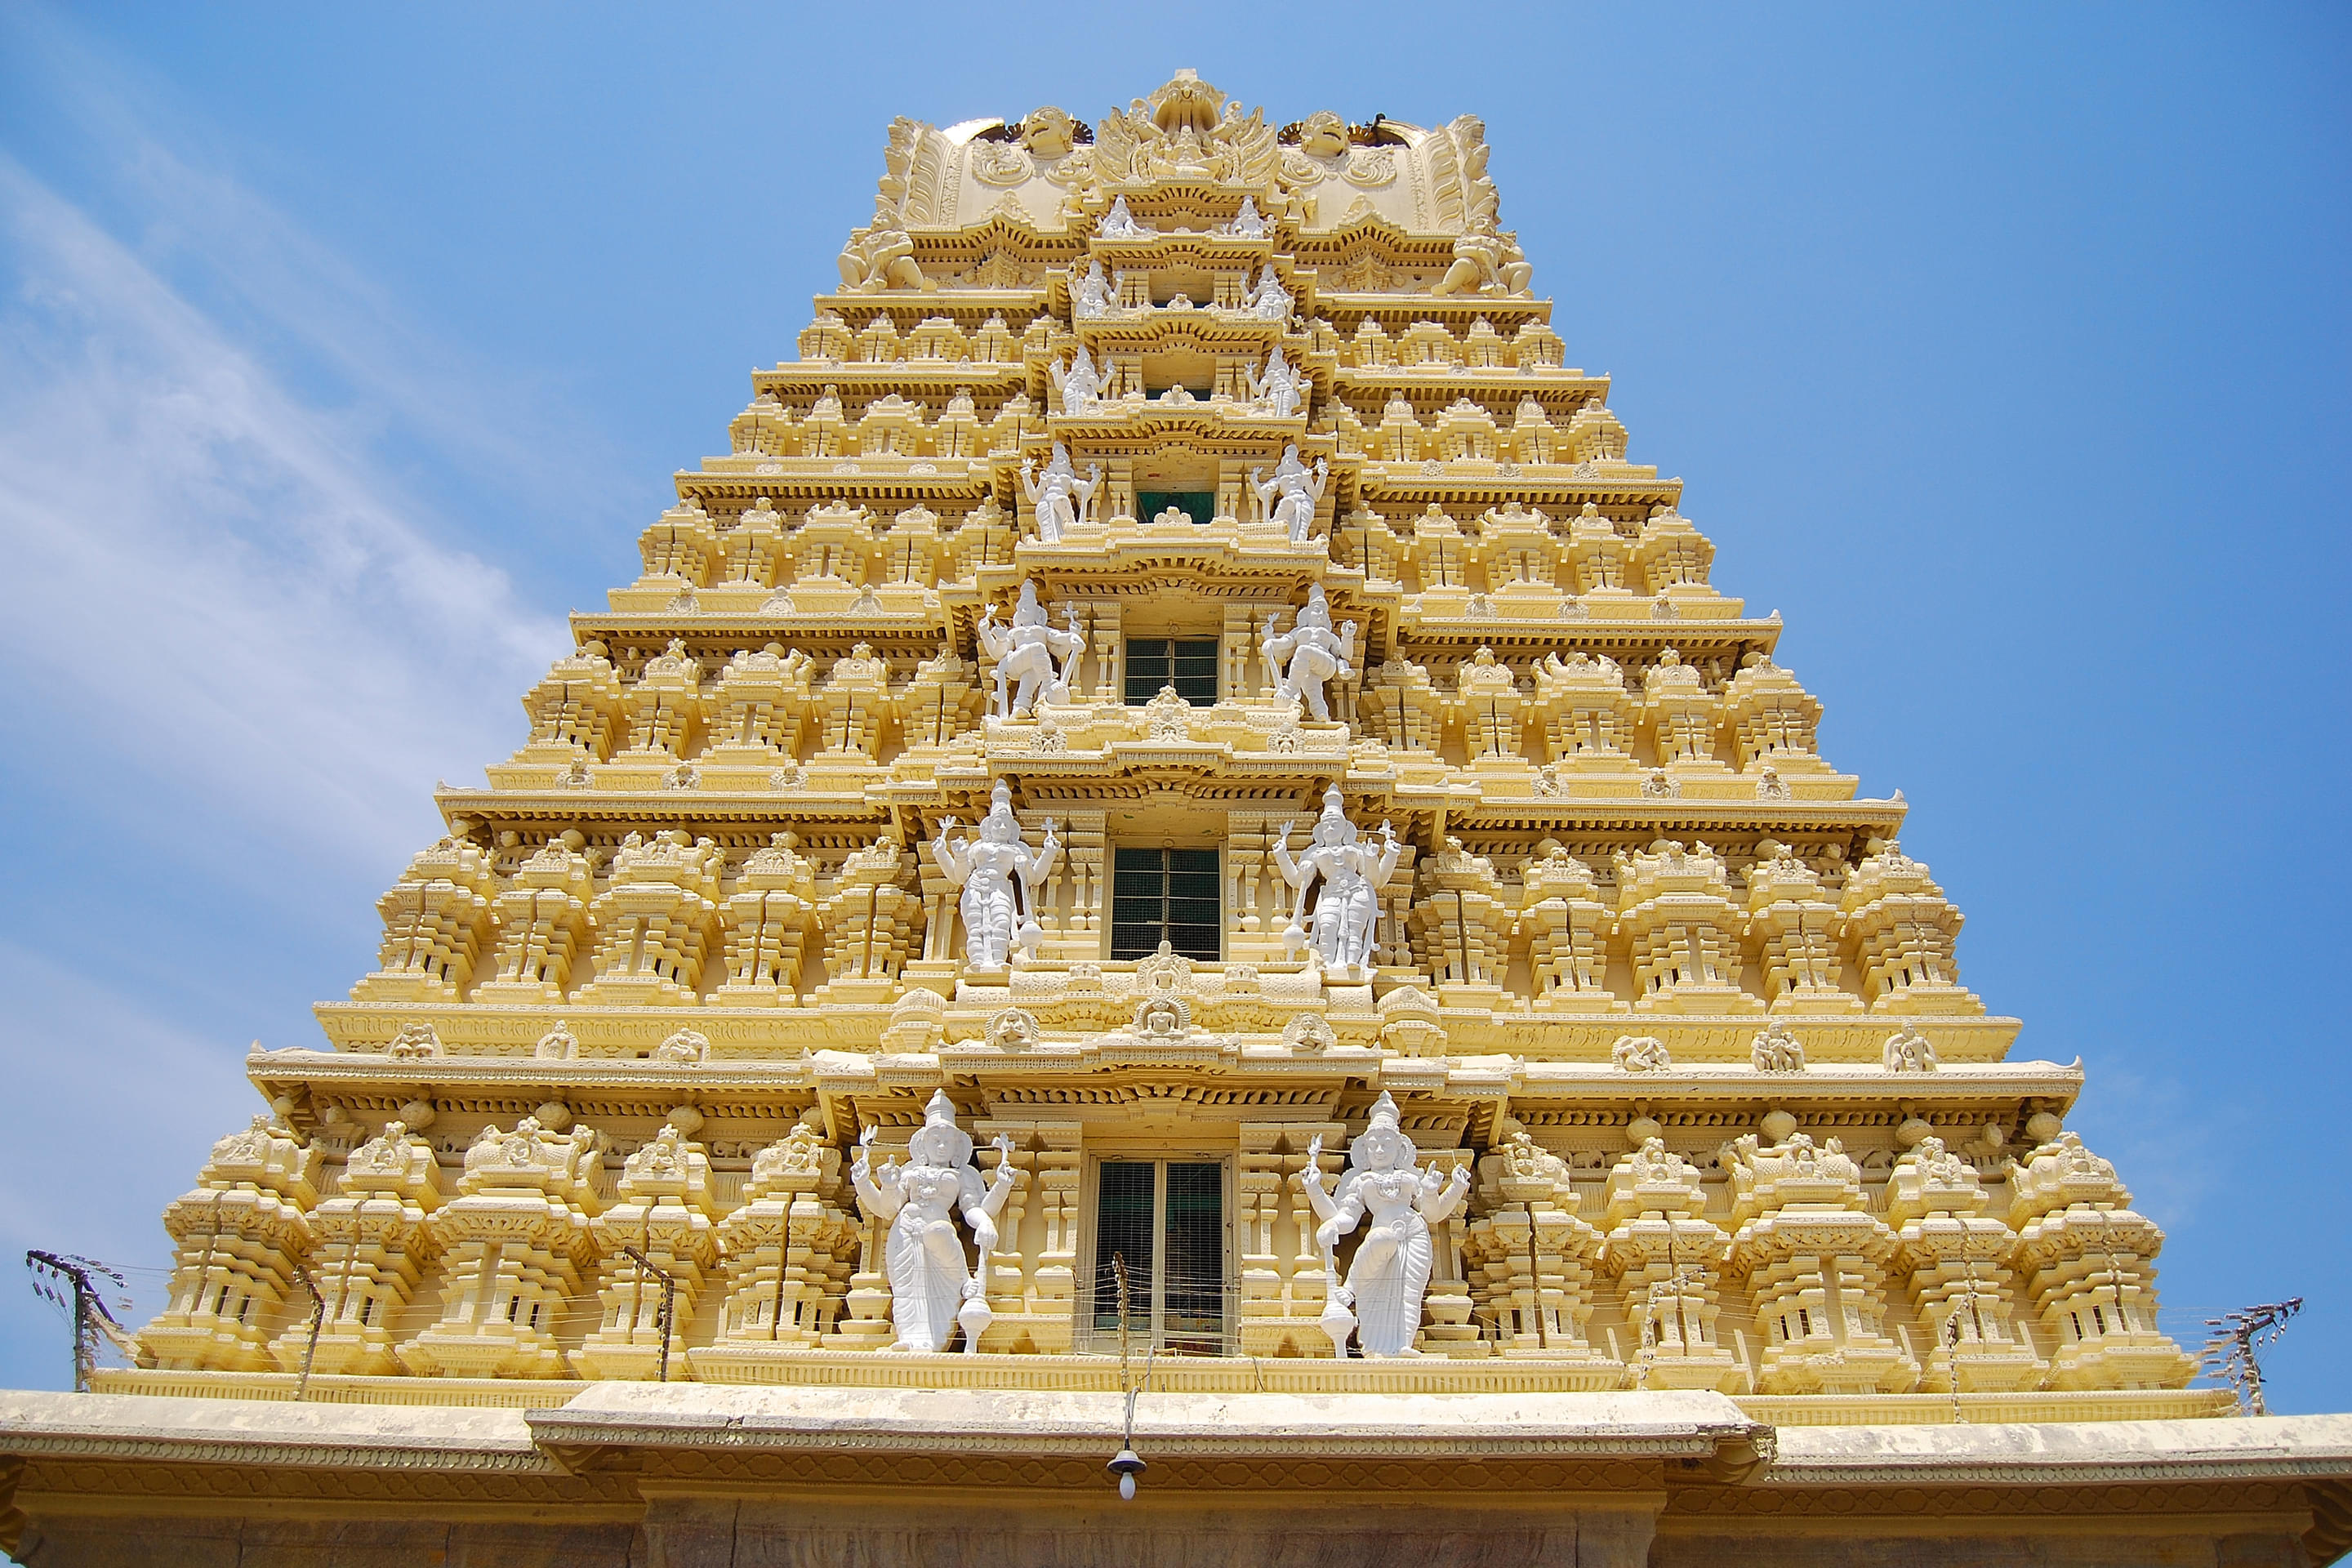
[1111,848,1221,961]
[1125,638,1218,705]
[1135,490,1215,528]
[1091,1159,1227,1354]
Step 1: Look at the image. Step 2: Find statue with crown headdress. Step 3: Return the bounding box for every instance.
[1250,441,1327,546]
[975,581,1086,719]
[1272,786,1401,978]
[1018,440,1099,543]
[1258,582,1355,720]
[932,780,1061,969]
[850,1092,1018,1353]
[1299,1092,1472,1356]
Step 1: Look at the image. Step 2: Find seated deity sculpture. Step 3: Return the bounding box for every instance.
[1258,583,1357,722]
[1055,345,1106,415]
[849,1092,1018,1353]
[1884,1023,1940,1073]
[1098,195,1151,238]
[1430,212,1533,298]
[1239,265,1292,321]
[1072,259,1116,318]
[1247,347,1302,420]
[1018,441,1100,543]
[932,780,1061,969]
[1251,443,1327,544]
[1228,194,1267,238]
[975,580,1085,719]
[838,197,927,293]
[1299,1093,1472,1356]
[1272,786,1401,978]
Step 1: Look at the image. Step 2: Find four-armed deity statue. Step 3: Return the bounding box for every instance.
[1273,785,1402,979]
[1247,346,1302,420]
[975,580,1085,719]
[1054,345,1106,416]
[1300,1092,1472,1357]
[1250,442,1327,544]
[933,779,1061,969]
[1019,442,1101,543]
[1258,582,1357,721]
[850,1091,1018,1353]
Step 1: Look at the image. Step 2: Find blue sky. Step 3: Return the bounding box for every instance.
[0,2,2345,1408]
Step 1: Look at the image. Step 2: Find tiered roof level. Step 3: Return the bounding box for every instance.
[117,72,2210,1423]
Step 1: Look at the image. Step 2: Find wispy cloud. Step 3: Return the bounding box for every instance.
[0,154,568,871]
[0,4,608,880]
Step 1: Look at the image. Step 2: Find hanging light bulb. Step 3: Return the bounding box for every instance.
[1108,1446,1145,1500]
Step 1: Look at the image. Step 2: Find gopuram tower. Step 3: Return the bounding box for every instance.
[11,72,2349,1568]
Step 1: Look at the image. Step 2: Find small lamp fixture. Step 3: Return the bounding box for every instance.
[1107,1446,1146,1501]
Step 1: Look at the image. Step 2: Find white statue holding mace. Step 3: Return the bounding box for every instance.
[1019,441,1100,543]
[1247,346,1302,420]
[1054,345,1106,416]
[976,580,1085,718]
[1258,583,1357,721]
[1250,443,1327,545]
[933,779,1060,969]
[1299,1092,1471,1357]
[850,1092,1018,1354]
[1272,785,1401,978]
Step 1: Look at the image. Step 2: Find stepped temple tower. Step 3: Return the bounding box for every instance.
[7,71,2349,1568]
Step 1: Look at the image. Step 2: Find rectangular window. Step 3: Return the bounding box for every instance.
[1091,1159,1227,1354]
[1124,637,1218,705]
[1111,848,1220,961]
[1136,490,1215,528]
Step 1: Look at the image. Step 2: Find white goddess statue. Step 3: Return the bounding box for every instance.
[1246,346,1302,421]
[1098,194,1151,239]
[1300,1093,1472,1357]
[1227,194,1267,238]
[1238,264,1292,321]
[976,580,1085,718]
[1272,785,1401,978]
[933,779,1061,969]
[1258,583,1356,721]
[850,1092,1018,1353]
[1019,441,1100,543]
[1055,345,1106,416]
[1072,259,1116,318]
[1250,443,1326,544]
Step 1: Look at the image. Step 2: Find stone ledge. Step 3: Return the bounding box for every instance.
[0,1389,551,1472]
[528,1383,1767,1464]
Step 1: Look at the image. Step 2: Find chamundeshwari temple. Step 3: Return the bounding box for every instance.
[5,72,2349,1567]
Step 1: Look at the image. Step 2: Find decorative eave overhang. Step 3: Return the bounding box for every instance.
[523,1385,1774,1476]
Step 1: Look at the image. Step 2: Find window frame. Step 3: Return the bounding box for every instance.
[1121,635,1221,706]
[1077,1153,1235,1356]
[1108,844,1223,963]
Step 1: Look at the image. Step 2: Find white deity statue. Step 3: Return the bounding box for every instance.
[1272,786,1401,978]
[1072,259,1116,318]
[932,779,1061,969]
[1299,1093,1471,1357]
[975,580,1086,719]
[1098,195,1151,238]
[1239,264,1292,321]
[1250,443,1327,544]
[1247,346,1302,420]
[1258,583,1357,721]
[1228,194,1267,238]
[849,1091,1018,1353]
[1055,345,1106,415]
[1019,441,1100,543]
